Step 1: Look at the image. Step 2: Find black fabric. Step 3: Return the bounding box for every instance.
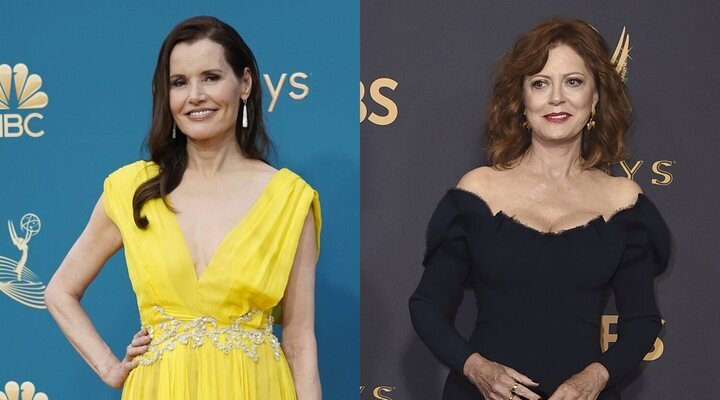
[409,189,670,400]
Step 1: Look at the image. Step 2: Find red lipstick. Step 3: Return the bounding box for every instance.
[543,112,572,123]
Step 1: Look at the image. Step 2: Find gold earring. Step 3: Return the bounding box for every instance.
[522,110,531,130]
[585,108,596,131]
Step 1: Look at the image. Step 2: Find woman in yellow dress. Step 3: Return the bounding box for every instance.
[45,16,322,399]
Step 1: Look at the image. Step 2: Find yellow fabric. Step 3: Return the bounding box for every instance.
[101,160,321,400]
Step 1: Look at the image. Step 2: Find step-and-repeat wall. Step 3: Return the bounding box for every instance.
[0,2,358,399]
[362,0,719,399]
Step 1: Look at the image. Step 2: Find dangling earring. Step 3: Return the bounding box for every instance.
[172,123,176,139]
[242,100,248,128]
[585,108,596,131]
[522,110,531,130]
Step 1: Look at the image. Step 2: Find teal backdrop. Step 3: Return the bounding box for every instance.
[0,1,359,399]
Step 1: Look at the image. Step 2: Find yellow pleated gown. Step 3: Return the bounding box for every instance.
[101,161,321,400]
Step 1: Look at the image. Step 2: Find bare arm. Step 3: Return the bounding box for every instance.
[45,195,148,388]
[281,209,321,400]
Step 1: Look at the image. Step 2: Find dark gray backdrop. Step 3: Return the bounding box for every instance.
[361,1,720,399]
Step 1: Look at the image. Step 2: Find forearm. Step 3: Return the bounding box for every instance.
[45,286,118,380]
[282,330,321,400]
[408,267,475,375]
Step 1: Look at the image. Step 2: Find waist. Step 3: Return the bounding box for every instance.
[469,328,602,391]
[137,305,281,366]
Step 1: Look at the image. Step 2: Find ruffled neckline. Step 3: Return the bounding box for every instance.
[449,188,647,237]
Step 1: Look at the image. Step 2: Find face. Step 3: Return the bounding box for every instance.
[523,44,598,143]
[169,38,251,142]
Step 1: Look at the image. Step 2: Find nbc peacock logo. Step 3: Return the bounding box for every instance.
[0,381,49,400]
[0,63,48,138]
[0,213,46,309]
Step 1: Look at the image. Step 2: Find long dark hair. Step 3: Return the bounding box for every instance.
[132,16,272,228]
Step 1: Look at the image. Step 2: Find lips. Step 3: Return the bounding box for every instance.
[185,108,218,121]
[543,112,572,123]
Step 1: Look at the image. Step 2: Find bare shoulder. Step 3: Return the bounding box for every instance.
[592,170,643,209]
[613,176,644,207]
[242,160,278,183]
[249,160,278,174]
[457,166,499,195]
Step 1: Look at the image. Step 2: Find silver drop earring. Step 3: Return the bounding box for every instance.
[242,100,248,128]
[172,123,177,139]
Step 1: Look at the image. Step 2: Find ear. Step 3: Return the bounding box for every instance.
[592,91,599,109]
[240,67,252,101]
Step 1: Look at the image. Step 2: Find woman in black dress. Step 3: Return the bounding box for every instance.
[409,19,669,400]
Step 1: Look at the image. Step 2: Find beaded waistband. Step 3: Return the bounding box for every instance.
[136,306,281,366]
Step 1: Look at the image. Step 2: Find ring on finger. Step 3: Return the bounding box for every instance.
[510,380,519,394]
[508,394,515,400]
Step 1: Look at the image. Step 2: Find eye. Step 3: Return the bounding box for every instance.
[567,78,584,87]
[204,74,220,82]
[170,78,186,88]
[531,80,548,89]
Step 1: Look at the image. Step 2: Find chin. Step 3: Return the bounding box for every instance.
[535,129,581,142]
[184,131,218,141]
[184,128,236,142]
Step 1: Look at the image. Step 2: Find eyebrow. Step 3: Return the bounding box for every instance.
[169,69,224,79]
[529,72,588,79]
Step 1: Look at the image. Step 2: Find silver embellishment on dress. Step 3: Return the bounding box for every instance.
[137,306,282,366]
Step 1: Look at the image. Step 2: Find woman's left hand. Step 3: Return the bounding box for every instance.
[548,362,609,400]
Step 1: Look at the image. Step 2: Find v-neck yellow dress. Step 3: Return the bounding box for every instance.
[101,160,321,400]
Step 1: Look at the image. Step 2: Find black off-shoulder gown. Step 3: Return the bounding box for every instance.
[409,189,670,400]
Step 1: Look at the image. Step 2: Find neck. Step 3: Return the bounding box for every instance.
[185,131,247,176]
[517,133,585,180]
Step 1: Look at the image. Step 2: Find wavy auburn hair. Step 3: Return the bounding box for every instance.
[132,16,272,228]
[486,18,631,172]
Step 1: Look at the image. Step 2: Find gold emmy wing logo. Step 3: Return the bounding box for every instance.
[0,381,49,400]
[0,213,46,309]
[612,27,631,81]
[0,63,48,138]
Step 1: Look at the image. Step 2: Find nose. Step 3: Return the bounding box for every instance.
[549,82,566,105]
[188,81,206,104]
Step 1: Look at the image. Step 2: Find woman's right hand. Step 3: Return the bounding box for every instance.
[100,327,151,388]
[463,353,541,400]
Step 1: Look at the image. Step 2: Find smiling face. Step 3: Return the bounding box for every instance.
[168,38,251,142]
[523,43,598,143]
